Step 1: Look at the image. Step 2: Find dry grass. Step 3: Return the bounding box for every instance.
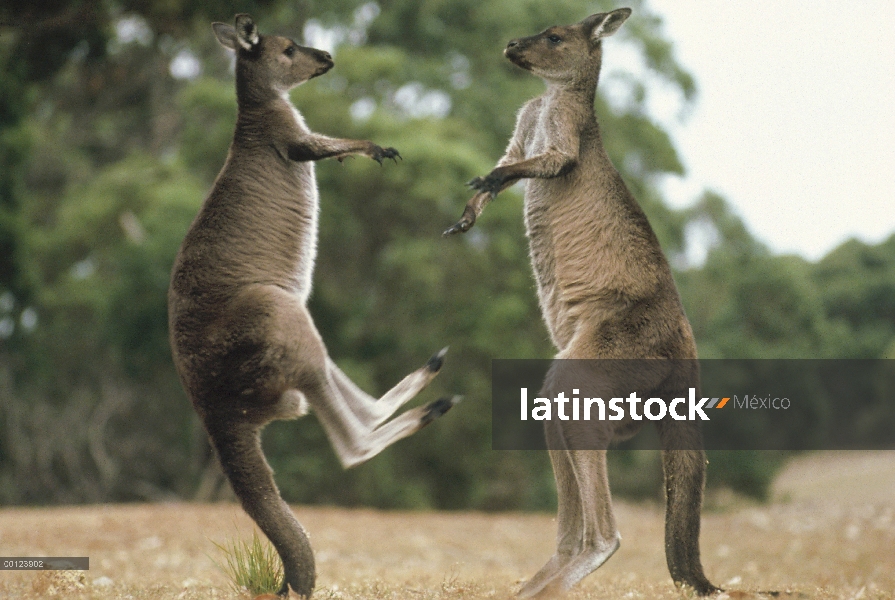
[1,452,893,599]
[212,531,284,596]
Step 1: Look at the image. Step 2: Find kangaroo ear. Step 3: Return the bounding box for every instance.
[582,8,632,42]
[212,22,238,50]
[234,14,260,51]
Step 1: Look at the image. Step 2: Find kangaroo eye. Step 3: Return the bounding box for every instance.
[547,34,562,44]
[284,46,296,57]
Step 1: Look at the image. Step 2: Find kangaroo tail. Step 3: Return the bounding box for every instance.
[657,419,721,596]
[207,421,316,598]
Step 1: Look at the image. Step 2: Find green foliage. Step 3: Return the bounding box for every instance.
[213,531,284,596]
[813,236,895,357]
[178,78,237,181]
[676,192,857,360]
[22,153,203,373]
[1,0,891,510]
[705,451,788,501]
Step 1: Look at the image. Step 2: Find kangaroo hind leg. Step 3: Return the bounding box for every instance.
[301,367,459,468]
[325,346,448,430]
[548,450,620,593]
[517,443,581,598]
[234,283,457,468]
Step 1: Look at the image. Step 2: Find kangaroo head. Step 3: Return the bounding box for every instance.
[212,14,334,97]
[504,8,631,84]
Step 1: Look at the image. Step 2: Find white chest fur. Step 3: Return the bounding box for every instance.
[282,92,310,132]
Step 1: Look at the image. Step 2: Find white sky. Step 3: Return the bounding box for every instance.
[628,1,895,260]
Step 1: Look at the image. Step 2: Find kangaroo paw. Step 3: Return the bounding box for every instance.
[426,347,449,372]
[421,395,462,426]
[443,206,477,236]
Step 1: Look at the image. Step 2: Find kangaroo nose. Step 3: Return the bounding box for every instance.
[322,51,332,61]
[507,40,518,48]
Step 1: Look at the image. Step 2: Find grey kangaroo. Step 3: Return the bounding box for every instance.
[445,8,719,597]
[169,14,458,598]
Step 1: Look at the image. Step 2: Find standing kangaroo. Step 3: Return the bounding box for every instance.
[169,14,458,598]
[445,8,719,597]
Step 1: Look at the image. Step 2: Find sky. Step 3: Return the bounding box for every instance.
[614,1,895,261]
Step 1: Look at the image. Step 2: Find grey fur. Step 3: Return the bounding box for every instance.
[169,14,454,598]
[446,8,719,597]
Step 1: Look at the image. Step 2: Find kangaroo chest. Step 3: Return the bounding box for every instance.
[520,100,608,348]
[521,105,575,345]
[279,105,319,302]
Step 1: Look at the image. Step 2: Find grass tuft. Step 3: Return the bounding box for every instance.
[212,530,284,596]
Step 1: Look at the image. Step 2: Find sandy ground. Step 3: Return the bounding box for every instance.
[0,451,893,599]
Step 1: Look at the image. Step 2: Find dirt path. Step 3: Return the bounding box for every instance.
[1,452,893,599]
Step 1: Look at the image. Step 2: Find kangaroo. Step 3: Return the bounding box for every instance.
[445,8,719,597]
[168,14,459,598]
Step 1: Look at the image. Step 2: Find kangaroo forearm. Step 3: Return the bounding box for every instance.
[469,151,577,198]
[444,149,533,235]
[444,178,523,236]
[498,151,577,181]
[285,135,400,164]
[286,136,375,162]
[465,190,497,221]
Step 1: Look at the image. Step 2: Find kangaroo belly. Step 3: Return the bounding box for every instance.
[523,174,685,356]
[523,175,613,349]
[179,153,319,297]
